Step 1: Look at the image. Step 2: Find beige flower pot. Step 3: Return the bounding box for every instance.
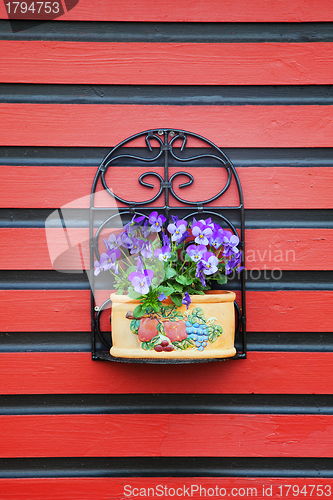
[110,290,236,360]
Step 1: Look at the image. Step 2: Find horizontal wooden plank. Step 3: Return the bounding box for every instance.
[1,478,333,500]
[1,228,332,271]
[0,290,332,332]
[1,351,333,395]
[1,413,333,457]
[1,166,333,209]
[1,0,333,22]
[1,42,333,85]
[2,104,333,148]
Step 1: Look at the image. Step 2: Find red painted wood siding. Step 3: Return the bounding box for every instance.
[1,351,333,395]
[0,2,333,496]
[1,0,333,22]
[1,42,333,85]
[2,166,332,209]
[1,104,333,146]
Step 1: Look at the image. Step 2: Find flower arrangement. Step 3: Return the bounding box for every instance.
[94,211,243,320]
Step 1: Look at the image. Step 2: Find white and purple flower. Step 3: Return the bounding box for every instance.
[154,245,171,262]
[191,220,213,245]
[167,219,188,242]
[200,251,219,275]
[149,211,166,232]
[128,269,154,295]
[186,244,206,263]
[222,233,240,257]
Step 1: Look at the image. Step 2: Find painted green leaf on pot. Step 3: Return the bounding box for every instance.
[208,324,223,343]
[187,307,207,325]
[130,319,141,335]
[173,337,195,350]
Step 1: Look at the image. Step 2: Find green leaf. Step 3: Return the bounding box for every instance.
[216,276,227,285]
[170,293,183,307]
[152,303,160,313]
[133,304,145,318]
[172,282,183,293]
[128,290,142,300]
[157,286,175,297]
[165,267,177,279]
[175,275,191,285]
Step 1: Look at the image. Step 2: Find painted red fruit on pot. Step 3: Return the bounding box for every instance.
[164,344,174,352]
[138,318,159,342]
[163,321,187,342]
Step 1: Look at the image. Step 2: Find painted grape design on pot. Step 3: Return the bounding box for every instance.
[128,305,223,353]
[185,321,209,351]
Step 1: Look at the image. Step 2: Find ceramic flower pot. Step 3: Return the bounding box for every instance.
[110,290,236,360]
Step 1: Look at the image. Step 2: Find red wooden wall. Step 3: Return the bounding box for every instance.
[1,2,333,498]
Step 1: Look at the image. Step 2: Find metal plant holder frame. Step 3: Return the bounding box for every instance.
[90,129,246,362]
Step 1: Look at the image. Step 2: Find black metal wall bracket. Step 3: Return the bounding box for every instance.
[90,129,246,363]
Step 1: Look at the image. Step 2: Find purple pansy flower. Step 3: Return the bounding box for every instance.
[154,245,171,262]
[223,233,240,257]
[100,249,120,271]
[149,211,166,232]
[120,233,132,249]
[186,244,206,263]
[141,240,153,259]
[128,269,154,295]
[136,256,144,273]
[167,220,188,242]
[177,230,190,245]
[103,233,118,251]
[191,221,213,245]
[182,292,191,309]
[162,232,170,247]
[209,229,225,250]
[225,253,243,275]
[129,237,144,255]
[195,262,206,287]
[133,215,146,225]
[94,260,103,276]
[158,292,167,301]
[200,251,219,275]
[141,219,150,238]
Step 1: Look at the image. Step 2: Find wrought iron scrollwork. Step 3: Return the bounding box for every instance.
[90,128,246,362]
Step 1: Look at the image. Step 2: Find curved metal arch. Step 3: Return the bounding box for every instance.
[91,128,244,209]
[183,210,239,237]
[90,128,246,362]
[95,299,112,349]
